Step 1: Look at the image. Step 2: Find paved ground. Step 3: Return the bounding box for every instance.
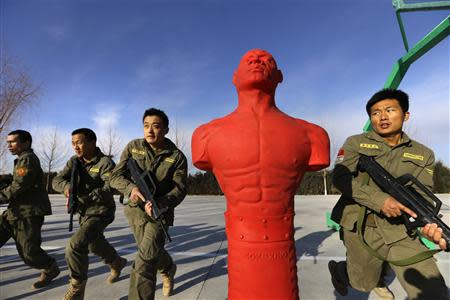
[0,194,449,300]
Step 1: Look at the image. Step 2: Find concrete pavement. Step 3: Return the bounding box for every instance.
[0,194,449,299]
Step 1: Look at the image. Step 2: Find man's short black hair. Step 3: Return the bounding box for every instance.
[72,128,97,142]
[8,130,32,147]
[142,108,169,128]
[366,88,409,115]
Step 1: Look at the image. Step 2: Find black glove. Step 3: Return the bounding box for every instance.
[0,193,8,204]
[89,189,104,204]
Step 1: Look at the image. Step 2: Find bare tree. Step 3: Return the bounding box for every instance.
[323,130,344,195]
[0,56,40,134]
[0,145,8,174]
[36,128,69,191]
[171,118,187,154]
[0,56,40,173]
[99,126,122,160]
[316,121,342,196]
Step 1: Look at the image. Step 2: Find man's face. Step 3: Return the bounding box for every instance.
[233,49,282,91]
[6,134,29,156]
[370,98,409,137]
[143,115,168,148]
[72,133,96,159]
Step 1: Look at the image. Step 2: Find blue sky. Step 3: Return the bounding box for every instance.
[1,0,449,172]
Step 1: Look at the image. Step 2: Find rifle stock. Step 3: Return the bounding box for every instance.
[0,177,12,204]
[126,158,171,242]
[358,155,450,252]
[0,178,12,190]
[68,158,80,232]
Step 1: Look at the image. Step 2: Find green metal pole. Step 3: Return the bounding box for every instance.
[363,15,450,132]
[396,11,410,51]
[393,0,450,12]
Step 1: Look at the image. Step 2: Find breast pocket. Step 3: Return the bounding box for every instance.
[131,154,148,176]
[155,160,173,180]
[88,168,101,179]
[131,155,147,170]
[85,167,102,189]
[357,147,383,160]
[400,154,427,176]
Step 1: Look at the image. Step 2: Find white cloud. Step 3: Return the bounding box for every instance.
[45,24,67,41]
[90,104,130,160]
[92,105,120,132]
[133,48,213,109]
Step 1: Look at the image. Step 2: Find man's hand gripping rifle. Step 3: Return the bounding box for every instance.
[127,158,172,242]
[359,155,450,251]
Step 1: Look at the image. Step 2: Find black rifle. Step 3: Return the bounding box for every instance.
[0,177,12,204]
[127,158,171,242]
[359,155,450,251]
[0,177,12,190]
[68,158,80,232]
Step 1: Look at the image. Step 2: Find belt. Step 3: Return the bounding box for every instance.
[225,212,294,242]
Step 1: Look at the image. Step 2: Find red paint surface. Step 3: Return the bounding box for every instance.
[192,49,330,300]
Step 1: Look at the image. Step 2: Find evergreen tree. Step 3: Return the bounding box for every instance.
[433,161,450,193]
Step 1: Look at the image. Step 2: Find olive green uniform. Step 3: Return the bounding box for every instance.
[331,131,448,299]
[0,149,56,270]
[53,148,119,282]
[110,138,187,300]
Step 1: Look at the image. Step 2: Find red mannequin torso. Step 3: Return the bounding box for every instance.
[192,49,330,300]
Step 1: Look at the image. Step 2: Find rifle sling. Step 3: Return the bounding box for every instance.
[356,206,441,266]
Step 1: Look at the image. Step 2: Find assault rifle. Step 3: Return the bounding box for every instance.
[127,158,171,242]
[358,155,450,251]
[68,158,80,232]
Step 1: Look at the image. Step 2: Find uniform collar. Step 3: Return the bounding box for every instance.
[141,138,177,156]
[81,147,103,165]
[17,149,34,159]
[365,131,411,148]
[14,149,33,165]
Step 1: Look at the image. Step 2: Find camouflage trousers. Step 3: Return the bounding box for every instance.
[66,215,118,281]
[0,212,56,270]
[125,205,173,300]
[344,227,449,300]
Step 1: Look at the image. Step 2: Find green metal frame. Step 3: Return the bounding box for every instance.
[363,2,450,131]
[394,0,450,51]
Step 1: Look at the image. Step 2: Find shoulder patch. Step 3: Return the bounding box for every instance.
[335,148,345,163]
[403,153,424,161]
[164,157,175,164]
[89,167,100,173]
[360,143,379,149]
[131,148,146,156]
[16,167,27,177]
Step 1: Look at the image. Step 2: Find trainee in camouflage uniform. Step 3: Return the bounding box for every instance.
[329,89,448,300]
[0,130,60,289]
[110,108,187,300]
[53,128,127,300]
